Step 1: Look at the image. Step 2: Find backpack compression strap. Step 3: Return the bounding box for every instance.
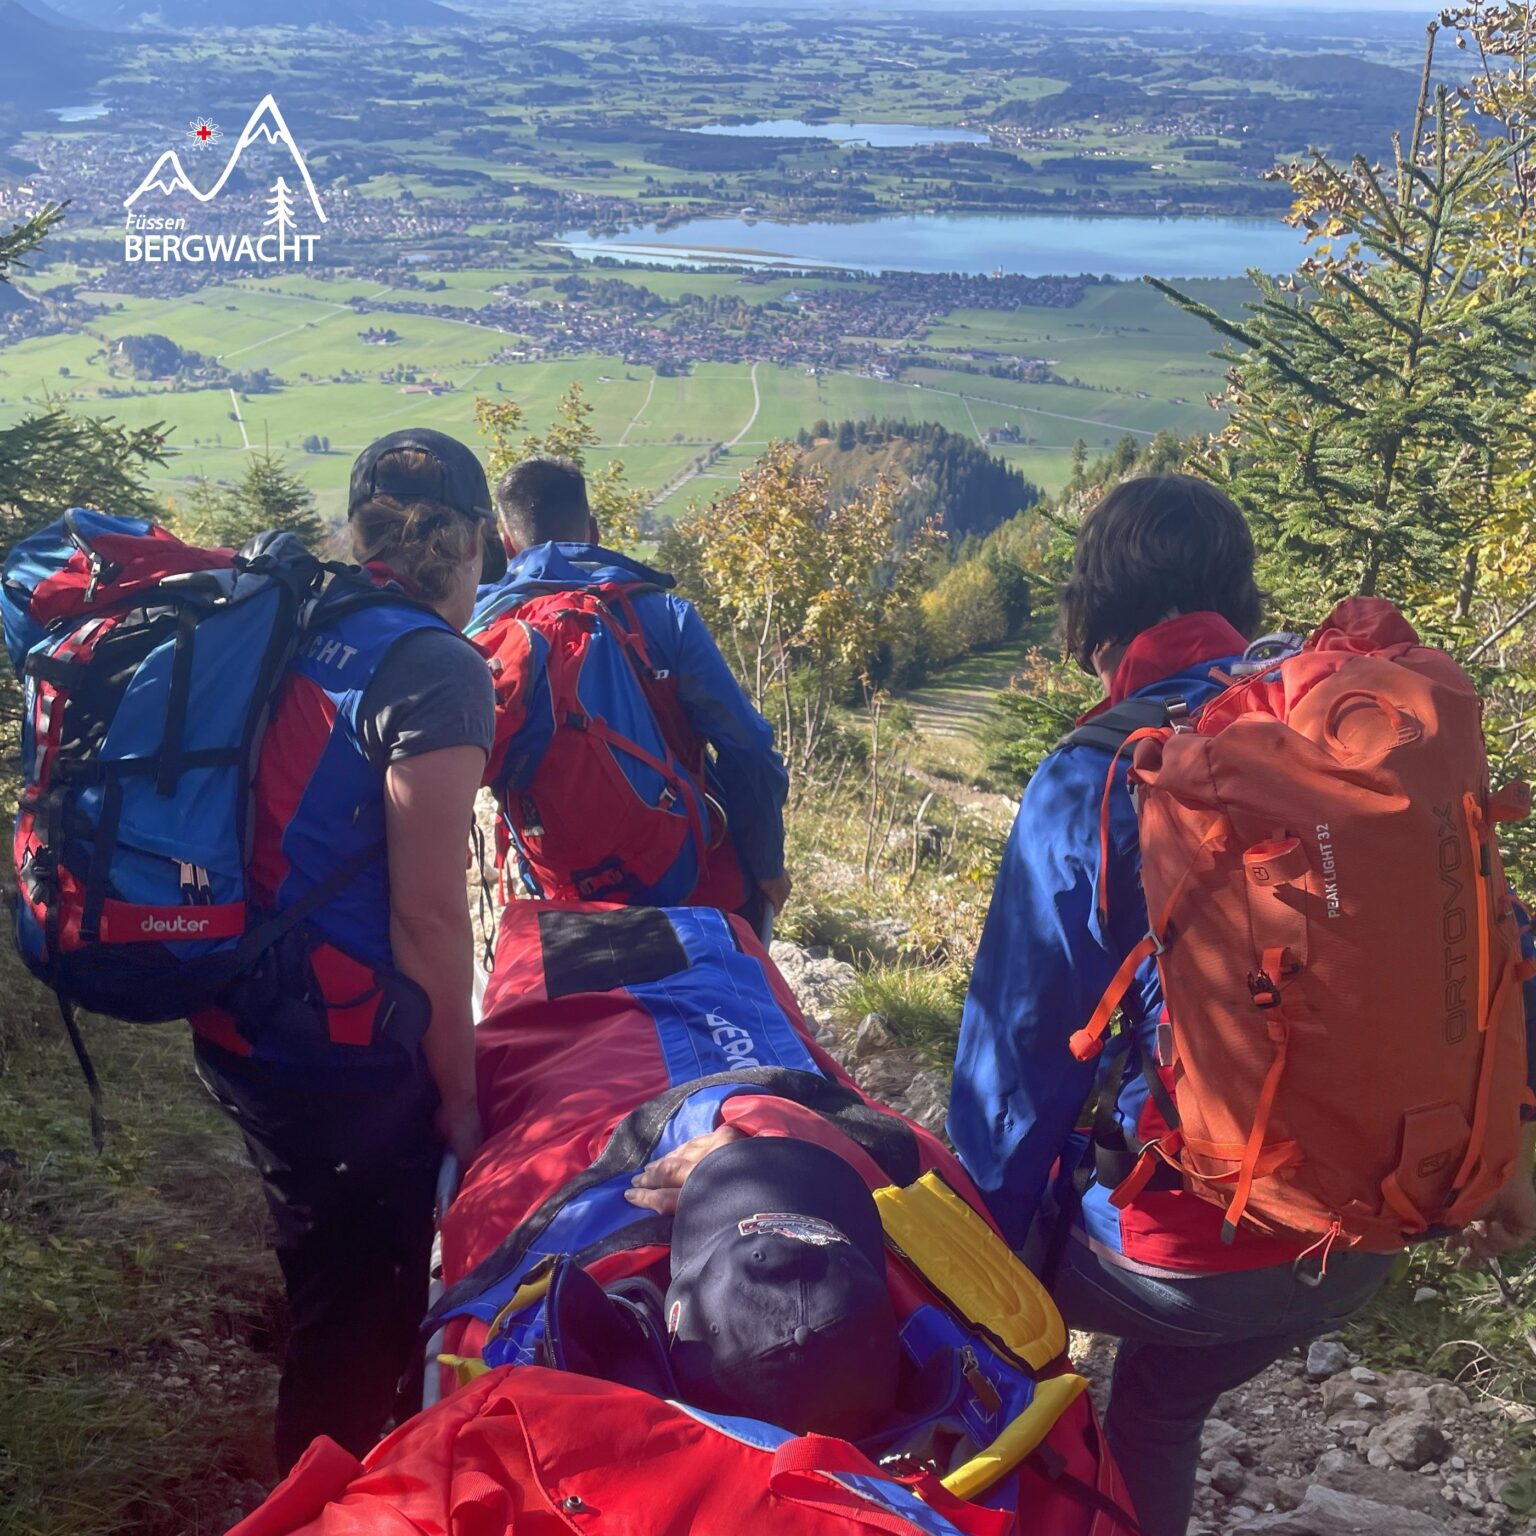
[1055,696,1175,755]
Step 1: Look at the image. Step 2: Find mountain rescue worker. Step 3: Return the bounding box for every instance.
[485,454,790,928]
[945,477,1411,1536]
[192,429,501,1473]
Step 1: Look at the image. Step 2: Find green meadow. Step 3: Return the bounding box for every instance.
[0,264,1245,520]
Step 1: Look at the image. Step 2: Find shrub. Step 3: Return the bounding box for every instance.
[921,560,1007,666]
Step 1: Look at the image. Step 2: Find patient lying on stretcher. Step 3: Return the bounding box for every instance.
[422,902,1093,1485]
[548,1129,907,1442]
[232,903,1132,1536]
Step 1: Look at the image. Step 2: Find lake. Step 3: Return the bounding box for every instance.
[689,119,990,148]
[559,212,1307,280]
[49,103,109,122]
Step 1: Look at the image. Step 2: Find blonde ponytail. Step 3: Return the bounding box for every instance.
[349,448,480,601]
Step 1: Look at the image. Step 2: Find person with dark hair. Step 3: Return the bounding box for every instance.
[495,454,593,549]
[193,428,499,1472]
[946,475,1392,1536]
[481,454,790,927]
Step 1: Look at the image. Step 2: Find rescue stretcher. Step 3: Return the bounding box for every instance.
[230,901,1140,1536]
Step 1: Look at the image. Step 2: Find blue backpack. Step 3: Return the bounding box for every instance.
[4,510,389,1141]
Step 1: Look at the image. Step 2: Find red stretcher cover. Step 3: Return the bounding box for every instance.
[229,901,1138,1536]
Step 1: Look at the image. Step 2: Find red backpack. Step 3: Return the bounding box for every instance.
[469,581,719,906]
[1070,598,1533,1254]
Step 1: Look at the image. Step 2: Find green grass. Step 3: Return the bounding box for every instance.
[839,962,966,1067]
[0,945,282,1536]
[1349,1241,1536,1410]
[0,273,1241,523]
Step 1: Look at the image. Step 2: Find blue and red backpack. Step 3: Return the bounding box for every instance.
[3,509,419,1137]
[469,578,718,907]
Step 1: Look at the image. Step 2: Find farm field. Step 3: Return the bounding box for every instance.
[0,267,1242,520]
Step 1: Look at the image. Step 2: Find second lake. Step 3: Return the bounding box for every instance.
[559,211,1309,280]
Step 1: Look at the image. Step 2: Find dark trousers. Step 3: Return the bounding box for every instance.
[1049,1236,1392,1536]
[195,1042,441,1474]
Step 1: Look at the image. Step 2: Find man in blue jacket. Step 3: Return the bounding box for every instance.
[947,475,1536,1536]
[484,455,790,927]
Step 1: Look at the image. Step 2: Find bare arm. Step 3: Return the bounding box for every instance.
[385,744,485,1167]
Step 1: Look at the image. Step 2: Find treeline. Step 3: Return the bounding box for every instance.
[797,418,1040,545]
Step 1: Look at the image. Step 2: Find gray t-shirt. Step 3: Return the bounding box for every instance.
[356,627,495,771]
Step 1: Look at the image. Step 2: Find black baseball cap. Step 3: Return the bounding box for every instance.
[665,1137,901,1441]
[347,428,506,583]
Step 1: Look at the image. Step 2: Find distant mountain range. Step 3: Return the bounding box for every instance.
[1,1,111,103]
[35,0,463,26]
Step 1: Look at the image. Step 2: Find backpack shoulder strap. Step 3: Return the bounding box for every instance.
[1056,696,1175,755]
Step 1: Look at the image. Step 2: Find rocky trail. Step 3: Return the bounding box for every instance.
[772,937,1536,1536]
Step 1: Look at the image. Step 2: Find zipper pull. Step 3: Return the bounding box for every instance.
[960,1345,1003,1417]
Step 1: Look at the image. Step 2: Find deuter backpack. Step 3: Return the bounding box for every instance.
[1064,597,1533,1254]
[3,510,401,1139]
[469,581,717,906]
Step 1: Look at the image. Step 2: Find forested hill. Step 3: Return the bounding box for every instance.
[797,419,1040,545]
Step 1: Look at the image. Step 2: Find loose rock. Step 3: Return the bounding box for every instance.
[1366,1412,1449,1471]
[852,1010,896,1060]
[1306,1340,1350,1381]
[1232,1485,1451,1535]
[1211,1459,1246,1496]
[902,1068,949,1134]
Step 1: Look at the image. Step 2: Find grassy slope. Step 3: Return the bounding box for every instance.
[0,941,282,1536]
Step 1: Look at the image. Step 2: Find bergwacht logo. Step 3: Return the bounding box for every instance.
[139,913,215,937]
[707,1009,762,1067]
[122,94,326,265]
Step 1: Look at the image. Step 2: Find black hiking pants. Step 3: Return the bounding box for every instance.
[195,1041,441,1474]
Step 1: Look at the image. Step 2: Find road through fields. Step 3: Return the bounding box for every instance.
[617,369,657,446]
[228,389,251,450]
[648,360,761,510]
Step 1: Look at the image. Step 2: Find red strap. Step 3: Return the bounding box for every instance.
[1107,1144,1165,1209]
[1071,934,1158,1061]
[1445,954,1522,1216]
[1381,1171,1431,1235]
[1095,726,1167,927]
[1222,1011,1290,1237]
[1464,794,1492,1035]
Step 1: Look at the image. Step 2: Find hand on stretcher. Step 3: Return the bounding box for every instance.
[625,1124,746,1215]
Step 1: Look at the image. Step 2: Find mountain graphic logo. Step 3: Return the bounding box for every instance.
[124,94,327,224]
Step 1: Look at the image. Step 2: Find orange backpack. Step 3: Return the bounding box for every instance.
[1070,597,1533,1253]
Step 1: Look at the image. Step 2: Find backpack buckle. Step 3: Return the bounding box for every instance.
[1247,969,1282,1009]
[1164,696,1191,732]
[19,847,55,904]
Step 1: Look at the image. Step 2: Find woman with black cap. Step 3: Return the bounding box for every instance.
[192,428,503,1473]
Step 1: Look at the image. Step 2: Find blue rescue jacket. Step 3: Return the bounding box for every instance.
[948,612,1536,1271]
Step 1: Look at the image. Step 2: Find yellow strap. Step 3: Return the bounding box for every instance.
[941,1374,1089,1501]
[436,1353,491,1388]
[873,1172,1066,1371]
[485,1265,557,1344]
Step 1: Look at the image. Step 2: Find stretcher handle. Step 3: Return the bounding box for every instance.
[423,1151,464,1412]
